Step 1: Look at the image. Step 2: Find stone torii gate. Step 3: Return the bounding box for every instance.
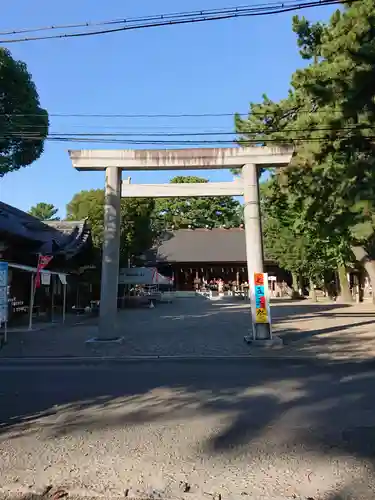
[69,146,293,341]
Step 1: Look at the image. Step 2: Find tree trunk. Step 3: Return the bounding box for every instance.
[309,279,317,302]
[291,272,300,299]
[358,269,365,303]
[292,272,298,292]
[298,274,304,297]
[363,261,375,304]
[337,265,352,303]
[352,246,375,305]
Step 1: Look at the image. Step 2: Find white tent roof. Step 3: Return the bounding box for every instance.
[118,267,172,285]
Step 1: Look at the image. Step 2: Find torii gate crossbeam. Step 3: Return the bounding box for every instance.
[121,179,244,197]
[69,146,293,342]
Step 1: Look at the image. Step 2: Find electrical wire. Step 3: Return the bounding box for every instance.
[0,0,327,36]
[1,133,374,146]
[0,0,349,44]
[43,125,375,136]
[3,123,375,138]
[0,108,361,118]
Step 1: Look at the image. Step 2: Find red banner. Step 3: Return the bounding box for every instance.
[35,255,53,289]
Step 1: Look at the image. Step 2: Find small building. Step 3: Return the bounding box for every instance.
[0,201,96,326]
[143,228,290,291]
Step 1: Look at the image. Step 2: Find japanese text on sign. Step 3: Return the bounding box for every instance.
[0,262,8,324]
[256,308,268,323]
[254,273,264,286]
[253,272,269,324]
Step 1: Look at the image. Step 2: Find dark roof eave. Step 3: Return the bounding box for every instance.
[0,201,93,260]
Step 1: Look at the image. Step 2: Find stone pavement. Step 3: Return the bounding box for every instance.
[0,297,375,360]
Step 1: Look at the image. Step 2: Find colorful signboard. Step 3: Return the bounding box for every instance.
[0,262,9,325]
[253,272,270,324]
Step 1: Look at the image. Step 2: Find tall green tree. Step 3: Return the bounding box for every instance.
[0,48,48,176]
[153,175,242,230]
[29,202,60,221]
[292,0,375,297]
[66,189,155,266]
[261,179,340,299]
[235,1,375,301]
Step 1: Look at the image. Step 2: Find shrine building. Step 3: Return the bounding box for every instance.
[143,227,290,291]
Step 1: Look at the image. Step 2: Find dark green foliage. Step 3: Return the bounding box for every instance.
[28,202,59,221]
[235,0,375,293]
[260,179,339,284]
[153,176,242,230]
[66,189,155,266]
[0,48,48,176]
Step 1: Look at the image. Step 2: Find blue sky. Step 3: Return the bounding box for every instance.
[0,0,336,217]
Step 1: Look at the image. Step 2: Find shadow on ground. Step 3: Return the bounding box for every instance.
[1,358,375,462]
[279,318,375,345]
[2,300,375,497]
[0,298,359,358]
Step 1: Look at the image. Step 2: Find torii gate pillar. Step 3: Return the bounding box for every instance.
[242,163,268,339]
[99,166,122,335]
[70,147,293,341]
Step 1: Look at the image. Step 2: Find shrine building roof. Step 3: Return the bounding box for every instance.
[144,228,271,264]
[0,201,92,259]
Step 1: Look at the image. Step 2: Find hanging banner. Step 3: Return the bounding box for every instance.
[35,255,53,289]
[0,262,9,324]
[253,272,271,324]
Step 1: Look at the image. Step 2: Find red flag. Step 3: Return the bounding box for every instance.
[35,255,53,289]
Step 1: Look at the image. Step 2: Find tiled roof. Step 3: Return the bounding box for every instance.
[0,202,91,259]
[144,228,269,264]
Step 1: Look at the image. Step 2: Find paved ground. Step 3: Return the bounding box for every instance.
[1,297,375,360]
[0,359,375,500]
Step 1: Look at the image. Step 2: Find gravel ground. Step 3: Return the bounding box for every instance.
[0,360,375,499]
[1,297,375,360]
[0,298,257,358]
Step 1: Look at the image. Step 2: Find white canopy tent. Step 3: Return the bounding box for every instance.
[118,267,172,286]
[8,262,68,330]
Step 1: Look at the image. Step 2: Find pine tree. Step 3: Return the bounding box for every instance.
[235,0,375,301]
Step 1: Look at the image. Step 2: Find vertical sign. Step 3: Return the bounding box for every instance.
[0,262,8,325]
[253,272,271,327]
[254,272,267,323]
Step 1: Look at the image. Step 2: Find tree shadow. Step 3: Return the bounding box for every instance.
[2,303,375,496]
[279,318,375,345]
[2,359,375,454]
[1,359,375,499]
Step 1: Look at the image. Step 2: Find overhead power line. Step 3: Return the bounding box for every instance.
[1,124,374,146]
[33,135,375,145]
[0,0,350,44]
[0,0,314,35]
[5,124,375,137]
[0,108,359,118]
[4,123,375,137]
